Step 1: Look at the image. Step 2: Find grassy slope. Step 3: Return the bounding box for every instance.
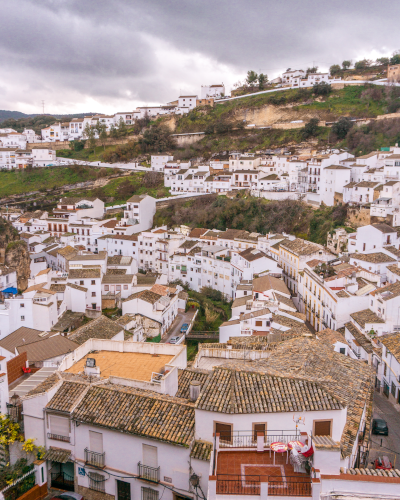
[0,166,99,197]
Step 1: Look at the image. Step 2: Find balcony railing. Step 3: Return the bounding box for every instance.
[47,433,70,443]
[218,430,300,449]
[138,462,160,483]
[216,475,312,497]
[85,448,105,468]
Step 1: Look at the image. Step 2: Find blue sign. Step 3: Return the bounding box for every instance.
[78,467,86,476]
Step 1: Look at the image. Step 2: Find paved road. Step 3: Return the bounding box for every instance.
[369,391,400,467]
[161,309,196,343]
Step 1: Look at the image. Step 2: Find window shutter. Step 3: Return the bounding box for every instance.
[89,430,103,453]
[314,420,331,436]
[142,444,158,468]
[49,415,69,437]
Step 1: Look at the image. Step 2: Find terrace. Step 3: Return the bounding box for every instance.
[209,430,312,498]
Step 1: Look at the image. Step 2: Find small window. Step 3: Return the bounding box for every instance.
[104,285,109,291]
[124,285,128,290]
[20,303,25,308]
[314,420,331,436]
[142,487,158,500]
[91,280,95,285]
[255,321,263,327]
[88,472,105,492]
[116,285,121,291]
[21,316,25,321]
[339,347,346,355]
[80,280,84,285]
[91,292,96,297]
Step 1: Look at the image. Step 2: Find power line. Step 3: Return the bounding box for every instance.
[41,100,45,115]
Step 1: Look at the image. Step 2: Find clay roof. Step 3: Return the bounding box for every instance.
[102,274,134,284]
[124,289,162,304]
[280,238,321,256]
[68,315,123,345]
[345,322,375,354]
[68,268,101,279]
[56,246,77,257]
[253,275,290,295]
[317,328,349,348]
[72,384,195,446]
[126,194,149,203]
[380,332,400,362]
[190,440,213,461]
[239,248,268,262]
[350,309,385,329]
[0,326,44,353]
[354,181,380,188]
[372,281,400,301]
[349,252,396,264]
[46,381,89,413]
[176,369,210,399]
[371,223,396,233]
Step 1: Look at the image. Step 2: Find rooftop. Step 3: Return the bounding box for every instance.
[68,315,123,345]
[280,238,321,256]
[349,252,396,264]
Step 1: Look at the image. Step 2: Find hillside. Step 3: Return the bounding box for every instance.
[0,112,99,132]
[153,194,349,244]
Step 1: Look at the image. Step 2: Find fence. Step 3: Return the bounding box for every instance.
[1,469,35,500]
[216,475,312,497]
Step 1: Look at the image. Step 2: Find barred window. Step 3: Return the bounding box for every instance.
[142,487,158,500]
[88,472,105,492]
[391,382,396,397]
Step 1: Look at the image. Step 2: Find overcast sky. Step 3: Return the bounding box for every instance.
[2,0,400,115]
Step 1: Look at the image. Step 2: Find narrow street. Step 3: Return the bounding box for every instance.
[161,309,196,343]
[369,391,400,467]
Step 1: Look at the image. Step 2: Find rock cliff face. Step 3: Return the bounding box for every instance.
[0,219,31,290]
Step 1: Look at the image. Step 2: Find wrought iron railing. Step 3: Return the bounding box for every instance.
[216,475,260,495]
[47,433,70,442]
[216,475,312,496]
[268,476,312,497]
[138,462,160,483]
[218,430,300,448]
[85,448,105,468]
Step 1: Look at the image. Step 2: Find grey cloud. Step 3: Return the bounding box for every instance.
[1,0,400,113]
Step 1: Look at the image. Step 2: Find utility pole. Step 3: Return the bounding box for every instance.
[41,100,45,114]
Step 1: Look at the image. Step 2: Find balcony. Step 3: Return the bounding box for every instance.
[138,462,160,483]
[85,448,105,468]
[47,433,70,443]
[212,430,311,497]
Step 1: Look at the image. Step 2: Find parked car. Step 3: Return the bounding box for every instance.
[169,336,181,344]
[52,493,84,500]
[180,323,189,334]
[372,418,389,435]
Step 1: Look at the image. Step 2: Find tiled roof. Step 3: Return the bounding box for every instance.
[350,309,385,328]
[273,292,296,309]
[107,256,133,265]
[69,268,101,279]
[232,296,249,308]
[68,315,123,345]
[372,281,400,301]
[341,467,400,477]
[189,228,208,238]
[123,290,162,304]
[73,385,195,446]
[102,274,134,284]
[379,332,400,362]
[67,283,87,292]
[317,328,349,348]
[385,246,400,258]
[349,252,396,264]
[354,181,380,188]
[190,440,213,461]
[249,337,374,459]
[0,326,44,353]
[176,369,210,399]
[24,372,60,397]
[239,248,268,262]
[371,223,396,234]
[272,313,305,329]
[50,284,66,292]
[136,273,158,286]
[43,447,71,463]
[336,290,350,298]
[126,194,149,203]
[253,275,290,295]
[57,246,77,257]
[46,381,89,412]
[280,238,321,256]
[313,436,340,449]
[345,322,375,354]
[196,366,343,414]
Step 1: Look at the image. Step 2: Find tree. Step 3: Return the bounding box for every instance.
[109,123,119,139]
[83,123,96,150]
[117,117,128,136]
[302,118,319,139]
[246,70,258,87]
[330,64,341,75]
[139,123,176,152]
[258,73,267,90]
[313,82,332,96]
[376,57,389,65]
[342,60,351,70]
[306,66,318,75]
[354,59,372,70]
[390,51,400,65]
[96,122,108,149]
[331,117,353,139]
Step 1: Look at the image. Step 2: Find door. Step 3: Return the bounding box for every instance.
[253,423,266,442]
[215,422,232,444]
[142,444,158,468]
[117,480,131,500]
[314,420,331,436]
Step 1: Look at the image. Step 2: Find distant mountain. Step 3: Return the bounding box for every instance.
[0,110,99,123]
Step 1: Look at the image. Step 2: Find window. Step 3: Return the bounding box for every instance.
[391,382,396,397]
[116,285,121,291]
[105,285,109,291]
[339,347,346,355]
[314,420,332,436]
[215,422,232,444]
[91,280,95,285]
[80,280,84,285]
[20,303,24,308]
[124,285,128,290]
[255,320,262,327]
[20,316,25,321]
[49,415,69,439]
[88,472,105,492]
[91,292,96,297]
[253,423,266,442]
[142,487,158,500]
[89,430,103,453]
[142,444,158,468]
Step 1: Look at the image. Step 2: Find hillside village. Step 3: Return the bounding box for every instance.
[2,60,400,500]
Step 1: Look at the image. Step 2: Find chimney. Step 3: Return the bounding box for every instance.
[189,380,202,401]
